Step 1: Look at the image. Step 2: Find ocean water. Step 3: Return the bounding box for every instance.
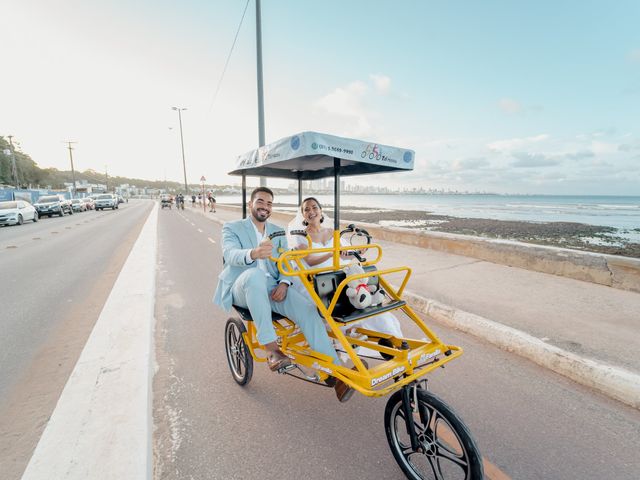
[218,194,640,232]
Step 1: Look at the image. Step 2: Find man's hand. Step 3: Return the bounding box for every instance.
[251,238,273,260]
[270,283,289,302]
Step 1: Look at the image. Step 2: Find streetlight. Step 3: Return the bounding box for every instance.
[171,106,189,193]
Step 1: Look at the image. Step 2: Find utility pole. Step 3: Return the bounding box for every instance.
[7,135,19,188]
[172,107,189,193]
[65,141,78,197]
[256,0,266,187]
[105,165,109,192]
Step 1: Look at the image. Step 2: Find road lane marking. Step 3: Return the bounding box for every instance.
[197,228,203,233]
[207,237,216,244]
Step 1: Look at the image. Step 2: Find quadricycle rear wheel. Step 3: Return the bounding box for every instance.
[384,387,484,480]
[224,318,253,386]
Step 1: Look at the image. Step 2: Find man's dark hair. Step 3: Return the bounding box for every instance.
[250,186,274,201]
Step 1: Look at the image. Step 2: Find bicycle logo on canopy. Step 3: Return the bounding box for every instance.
[361,143,382,161]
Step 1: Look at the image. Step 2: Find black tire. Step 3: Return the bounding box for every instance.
[17,214,23,225]
[33,212,38,222]
[224,318,253,386]
[69,209,74,215]
[378,338,395,361]
[384,388,484,480]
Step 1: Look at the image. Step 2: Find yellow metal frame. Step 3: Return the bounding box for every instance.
[242,230,463,398]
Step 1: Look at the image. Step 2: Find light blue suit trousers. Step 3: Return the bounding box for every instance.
[231,269,338,361]
[213,218,337,362]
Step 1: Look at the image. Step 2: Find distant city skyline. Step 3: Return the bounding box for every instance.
[2,0,639,195]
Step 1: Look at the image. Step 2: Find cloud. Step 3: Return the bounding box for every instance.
[511,152,560,168]
[498,98,523,114]
[314,80,373,135]
[452,157,490,171]
[313,74,396,136]
[564,150,594,160]
[370,74,391,95]
[487,134,549,152]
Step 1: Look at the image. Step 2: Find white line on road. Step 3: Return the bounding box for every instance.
[22,204,158,480]
[197,228,203,233]
[207,237,216,244]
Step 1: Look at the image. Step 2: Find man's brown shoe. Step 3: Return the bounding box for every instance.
[267,349,292,371]
[334,378,355,402]
[334,360,368,402]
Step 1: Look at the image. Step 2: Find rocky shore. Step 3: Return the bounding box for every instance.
[225,202,639,258]
[337,207,640,258]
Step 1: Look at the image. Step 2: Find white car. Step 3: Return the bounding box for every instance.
[0,200,39,226]
[94,194,118,210]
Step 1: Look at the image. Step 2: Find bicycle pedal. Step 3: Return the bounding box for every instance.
[277,363,297,374]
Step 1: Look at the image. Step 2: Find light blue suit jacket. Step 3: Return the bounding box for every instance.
[213,218,288,311]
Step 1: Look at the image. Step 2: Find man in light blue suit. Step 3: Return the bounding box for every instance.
[213,187,354,401]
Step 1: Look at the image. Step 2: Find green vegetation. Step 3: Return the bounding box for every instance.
[0,136,214,192]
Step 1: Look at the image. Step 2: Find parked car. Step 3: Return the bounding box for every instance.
[33,195,73,217]
[70,198,87,212]
[117,195,124,204]
[0,200,39,226]
[81,197,95,210]
[94,194,118,210]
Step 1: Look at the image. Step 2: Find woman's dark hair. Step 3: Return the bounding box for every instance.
[301,197,324,225]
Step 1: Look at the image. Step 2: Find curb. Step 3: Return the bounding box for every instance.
[21,204,158,480]
[400,288,640,410]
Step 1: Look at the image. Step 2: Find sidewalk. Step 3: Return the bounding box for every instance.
[191,204,640,408]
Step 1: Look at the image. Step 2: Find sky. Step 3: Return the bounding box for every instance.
[2,0,639,195]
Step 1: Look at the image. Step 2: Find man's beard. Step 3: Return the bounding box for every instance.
[252,207,270,222]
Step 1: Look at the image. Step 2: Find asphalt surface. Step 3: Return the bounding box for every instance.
[153,207,640,480]
[0,200,153,479]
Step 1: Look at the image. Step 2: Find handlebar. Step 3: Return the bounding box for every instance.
[267,230,311,262]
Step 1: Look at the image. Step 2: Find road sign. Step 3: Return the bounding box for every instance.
[200,176,206,182]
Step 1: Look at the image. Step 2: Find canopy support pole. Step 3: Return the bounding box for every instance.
[297,176,302,206]
[242,174,247,219]
[333,158,340,230]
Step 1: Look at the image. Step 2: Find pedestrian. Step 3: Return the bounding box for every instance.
[208,191,216,212]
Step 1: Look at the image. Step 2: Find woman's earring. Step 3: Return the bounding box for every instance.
[320,215,325,223]
[302,219,308,226]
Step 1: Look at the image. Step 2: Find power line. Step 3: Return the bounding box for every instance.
[208,0,250,112]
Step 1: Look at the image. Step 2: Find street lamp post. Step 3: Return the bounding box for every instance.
[172,106,189,194]
[256,0,266,188]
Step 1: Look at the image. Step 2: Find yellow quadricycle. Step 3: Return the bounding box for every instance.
[222,132,484,480]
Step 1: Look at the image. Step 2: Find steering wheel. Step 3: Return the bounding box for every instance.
[339,224,371,262]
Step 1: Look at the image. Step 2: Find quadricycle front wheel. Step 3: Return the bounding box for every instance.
[384,387,484,480]
[224,318,253,386]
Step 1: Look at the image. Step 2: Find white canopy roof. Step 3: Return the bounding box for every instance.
[228,131,415,180]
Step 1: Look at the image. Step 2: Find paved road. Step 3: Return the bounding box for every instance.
[153,207,640,480]
[0,200,153,479]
